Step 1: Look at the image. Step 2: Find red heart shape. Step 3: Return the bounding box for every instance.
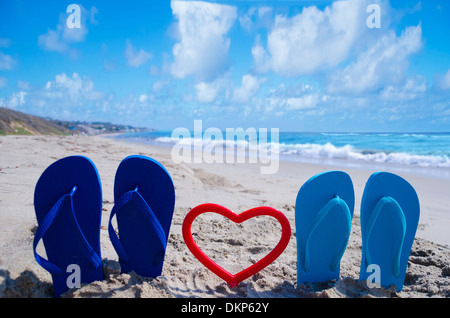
[182,203,291,288]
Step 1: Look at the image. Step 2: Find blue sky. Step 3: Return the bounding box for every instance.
[0,0,449,132]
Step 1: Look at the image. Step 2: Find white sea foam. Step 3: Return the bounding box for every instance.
[154,137,450,168]
[154,136,174,143]
[277,142,450,168]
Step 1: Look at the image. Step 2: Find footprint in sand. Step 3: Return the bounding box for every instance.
[193,169,233,188]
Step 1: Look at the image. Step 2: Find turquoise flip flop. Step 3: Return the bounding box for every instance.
[295,171,354,284]
[359,172,420,291]
[33,156,103,297]
[108,155,175,278]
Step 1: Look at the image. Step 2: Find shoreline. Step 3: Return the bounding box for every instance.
[107,133,450,181]
[0,134,449,298]
[108,134,450,248]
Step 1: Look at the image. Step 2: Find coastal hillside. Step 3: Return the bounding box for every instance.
[0,107,150,136]
[0,107,72,136]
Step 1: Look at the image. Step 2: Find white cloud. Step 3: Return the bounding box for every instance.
[327,24,422,94]
[267,94,319,113]
[193,72,233,104]
[152,79,170,92]
[17,80,30,90]
[0,52,16,70]
[149,65,159,76]
[381,76,427,101]
[239,6,273,32]
[1,72,177,125]
[195,81,220,104]
[38,5,97,56]
[232,74,263,103]
[265,83,319,113]
[252,0,367,77]
[435,69,450,91]
[238,11,253,32]
[44,72,103,104]
[285,95,320,110]
[139,94,148,103]
[8,91,27,108]
[251,35,271,74]
[0,76,7,89]
[38,29,69,53]
[124,40,152,67]
[170,0,237,81]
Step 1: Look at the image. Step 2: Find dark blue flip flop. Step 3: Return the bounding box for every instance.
[108,155,175,277]
[33,156,103,297]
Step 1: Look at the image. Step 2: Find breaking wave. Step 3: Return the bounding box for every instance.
[153,136,450,168]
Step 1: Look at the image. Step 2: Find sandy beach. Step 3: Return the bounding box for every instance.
[0,134,449,298]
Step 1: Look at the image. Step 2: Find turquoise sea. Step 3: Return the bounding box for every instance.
[115,131,450,178]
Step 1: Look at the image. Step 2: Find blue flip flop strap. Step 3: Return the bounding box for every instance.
[365,196,406,278]
[108,187,167,265]
[33,186,102,277]
[303,195,352,272]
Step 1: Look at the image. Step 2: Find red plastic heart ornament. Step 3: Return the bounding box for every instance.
[182,203,291,288]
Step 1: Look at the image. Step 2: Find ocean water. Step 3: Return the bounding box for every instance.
[115,131,450,178]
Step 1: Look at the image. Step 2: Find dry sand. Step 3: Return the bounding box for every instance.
[0,135,449,298]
